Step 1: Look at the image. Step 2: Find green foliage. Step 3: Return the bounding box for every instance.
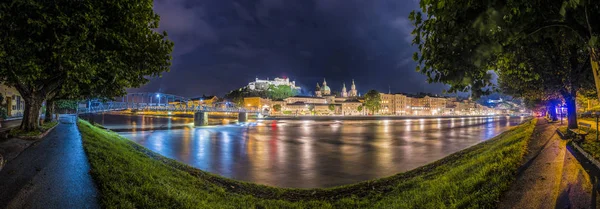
[225,85,297,106]
[224,88,246,106]
[273,104,282,112]
[328,104,335,111]
[410,0,600,98]
[0,0,173,130]
[0,93,5,119]
[566,119,600,162]
[307,104,315,112]
[77,118,536,208]
[9,121,58,137]
[357,105,363,112]
[0,107,7,119]
[267,84,298,100]
[282,110,292,115]
[363,90,381,114]
[411,0,598,128]
[56,100,78,110]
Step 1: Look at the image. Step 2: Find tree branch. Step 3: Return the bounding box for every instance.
[525,21,589,43]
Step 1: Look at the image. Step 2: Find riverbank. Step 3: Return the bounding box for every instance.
[265,114,518,121]
[84,111,516,121]
[78,118,536,208]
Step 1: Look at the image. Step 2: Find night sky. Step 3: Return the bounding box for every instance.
[132,0,448,98]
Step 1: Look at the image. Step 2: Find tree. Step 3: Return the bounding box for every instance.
[0,0,173,131]
[0,93,6,120]
[357,105,363,113]
[307,105,315,114]
[496,32,593,128]
[328,104,335,112]
[411,0,600,100]
[273,104,282,112]
[56,100,78,111]
[267,84,297,100]
[364,90,382,115]
[224,89,245,107]
[410,0,598,128]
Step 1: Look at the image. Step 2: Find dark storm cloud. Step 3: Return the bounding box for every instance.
[134,0,447,97]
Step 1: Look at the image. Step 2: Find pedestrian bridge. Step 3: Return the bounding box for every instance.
[78,100,262,126]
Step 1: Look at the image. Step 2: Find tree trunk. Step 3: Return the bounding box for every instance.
[547,104,558,121]
[565,93,578,129]
[590,49,600,102]
[20,96,44,131]
[44,99,55,123]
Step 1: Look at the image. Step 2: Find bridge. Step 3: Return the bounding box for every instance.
[78,92,263,126]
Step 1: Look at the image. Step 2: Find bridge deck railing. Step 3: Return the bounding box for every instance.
[78,102,260,114]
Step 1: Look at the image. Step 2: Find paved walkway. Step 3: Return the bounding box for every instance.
[500,119,600,208]
[0,115,99,209]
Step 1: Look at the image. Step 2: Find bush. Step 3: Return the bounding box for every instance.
[0,107,7,119]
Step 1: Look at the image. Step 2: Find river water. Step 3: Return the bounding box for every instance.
[87,114,526,188]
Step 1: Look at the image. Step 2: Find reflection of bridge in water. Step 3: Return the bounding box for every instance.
[78,92,261,126]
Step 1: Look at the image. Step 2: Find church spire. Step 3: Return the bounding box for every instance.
[349,79,358,97]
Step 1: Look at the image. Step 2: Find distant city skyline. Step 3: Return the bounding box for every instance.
[132,74,465,99]
[129,0,449,97]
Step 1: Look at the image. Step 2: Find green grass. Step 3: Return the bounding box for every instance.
[565,119,600,162]
[9,121,59,137]
[78,118,537,208]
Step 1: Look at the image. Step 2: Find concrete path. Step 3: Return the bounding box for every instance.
[0,115,99,209]
[500,119,600,208]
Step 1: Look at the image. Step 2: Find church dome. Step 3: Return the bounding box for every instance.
[322,85,330,91]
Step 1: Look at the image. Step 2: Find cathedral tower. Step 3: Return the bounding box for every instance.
[321,78,331,95]
[349,79,358,97]
[315,83,322,97]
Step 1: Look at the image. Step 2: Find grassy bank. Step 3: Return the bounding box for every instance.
[78,118,536,208]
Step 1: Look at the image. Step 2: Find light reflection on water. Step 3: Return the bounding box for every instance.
[105,115,528,188]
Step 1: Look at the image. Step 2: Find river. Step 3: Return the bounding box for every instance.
[85,114,526,188]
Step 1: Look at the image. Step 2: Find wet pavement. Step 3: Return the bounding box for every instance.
[108,114,527,188]
[0,115,99,209]
[499,119,600,208]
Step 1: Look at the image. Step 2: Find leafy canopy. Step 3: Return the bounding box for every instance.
[0,0,173,130]
[0,0,173,100]
[364,90,382,114]
[410,0,600,98]
[273,104,282,112]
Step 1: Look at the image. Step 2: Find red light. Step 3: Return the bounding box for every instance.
[271,121,277,128]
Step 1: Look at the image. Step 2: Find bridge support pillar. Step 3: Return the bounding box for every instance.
[194,112,208,126]
[238,112,248,123]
